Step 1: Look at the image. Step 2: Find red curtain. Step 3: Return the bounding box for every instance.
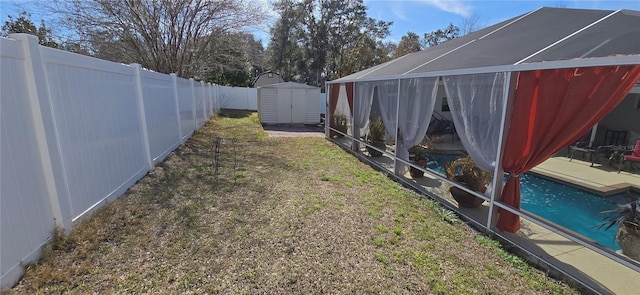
[497,65,640,232]
[346,82,354,116]
[329,84,340,137]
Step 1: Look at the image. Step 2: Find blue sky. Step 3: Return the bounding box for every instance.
[365,0,640,43]
[2,0,639,45]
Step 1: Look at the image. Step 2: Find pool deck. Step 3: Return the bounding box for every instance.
[526,156,640,294]
[532,156,640,195]
[419,156,640,295]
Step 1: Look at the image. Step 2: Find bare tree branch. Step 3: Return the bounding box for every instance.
[45,0,268,77]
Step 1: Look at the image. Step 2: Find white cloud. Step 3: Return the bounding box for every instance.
[419,0,472,17]
[391,1,409,21]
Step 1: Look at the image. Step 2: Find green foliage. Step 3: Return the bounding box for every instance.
[373,237,386,247]
[366,116,386,143]
[597,199,640,231]
[1,11,58,48]
[267,0,392,85]
[444,156,492,193]
[203,32,266,86]
[375,224,389,233]
[407,136,443,162]
[333,114,348,134]
[395,32,421,57]
[408,145,430,162]
[437,208,460,224]
[374,253,390,265]
[422,23,460,48]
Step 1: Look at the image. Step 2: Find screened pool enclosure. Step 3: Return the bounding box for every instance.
[325,7,640,273]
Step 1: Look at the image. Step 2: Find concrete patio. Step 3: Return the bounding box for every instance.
[532,156,640,195]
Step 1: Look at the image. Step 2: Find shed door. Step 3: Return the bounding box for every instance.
[260,88,277,123]
[291,89,306,123]
[305,89,320,124]
[277,89,292,123]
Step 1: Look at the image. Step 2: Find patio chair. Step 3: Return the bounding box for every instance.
[568,132,599,166]
[568,130,622,167]
[427,113,456,142]
[618,139,640,173]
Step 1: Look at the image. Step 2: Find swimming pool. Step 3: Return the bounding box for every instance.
[425,153,634,251]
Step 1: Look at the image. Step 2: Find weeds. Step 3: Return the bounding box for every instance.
[6,111,577,294]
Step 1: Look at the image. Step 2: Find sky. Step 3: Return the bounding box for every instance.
[2,0,640,45]
[364,0,640,43]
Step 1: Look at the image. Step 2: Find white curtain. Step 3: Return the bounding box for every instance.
[336,83,352,136]
[375,80,399,141]
[397,77,439,173]
[354,82,376,137]
[443,72,507,172]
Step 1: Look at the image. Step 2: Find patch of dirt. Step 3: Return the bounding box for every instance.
[262,123,325,137]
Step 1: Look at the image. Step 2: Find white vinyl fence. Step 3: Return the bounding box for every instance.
[218,85,257,110]
[0,34,221,288]
[218,86,327,115]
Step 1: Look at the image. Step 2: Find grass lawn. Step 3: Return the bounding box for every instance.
[7,110,578,294]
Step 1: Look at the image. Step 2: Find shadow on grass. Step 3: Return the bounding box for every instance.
[219,109,254,118]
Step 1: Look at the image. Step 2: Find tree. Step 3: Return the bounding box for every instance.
[1,10,58,48]
[421,23,460,49]
[49,0,268,78]
[395,32,421,57]
[266,0,391,85]
[460,13,482,35]
[204,32,264,86]
[340,16,392,77]
[266,0,304,82]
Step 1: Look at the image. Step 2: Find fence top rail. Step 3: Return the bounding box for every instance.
[0,37,25,59]
[39,46,133,76]
[140,68,174,82]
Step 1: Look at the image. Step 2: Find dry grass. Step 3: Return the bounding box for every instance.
[6,110,577,294]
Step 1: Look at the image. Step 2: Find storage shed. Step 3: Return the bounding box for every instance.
[257,82,321,124]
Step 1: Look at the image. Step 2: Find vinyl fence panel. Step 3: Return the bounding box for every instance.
[41,47,149,221]
[177,77,195,141]
[0,34,218,288]
[218,86,257,111]
[247,88,257,110]
[139,69,181,163]
[195,81,206,128]
[0,36,55,288]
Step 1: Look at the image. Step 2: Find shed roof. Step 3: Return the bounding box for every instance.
[258,82,320,90]
[332,7,640,83]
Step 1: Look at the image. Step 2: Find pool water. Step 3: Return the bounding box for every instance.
[425,153,632,251]
[519,174,621,250]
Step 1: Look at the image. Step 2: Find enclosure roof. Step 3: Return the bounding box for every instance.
[331,7,640,83]
[258,82,319,89]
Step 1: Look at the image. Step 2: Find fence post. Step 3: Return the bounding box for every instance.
[205,82,211,119]
[11,33,73,232]
[202,82,211,121]
[130,63,153,170]
[214,84,219,114]
[170,74,183,143]
[208,83,213,117]
[200,80,206,125]
[216,85,221,113]
[190,78,197,131]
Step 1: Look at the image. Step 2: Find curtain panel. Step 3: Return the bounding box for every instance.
[443,72,507,172]
[333,83,354,137]
[375,80,400,141]
[397,77,439,173]
[329,83,340,137]
[346,82,354,116]
[496,65,640,233]
[354,82,377,137]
